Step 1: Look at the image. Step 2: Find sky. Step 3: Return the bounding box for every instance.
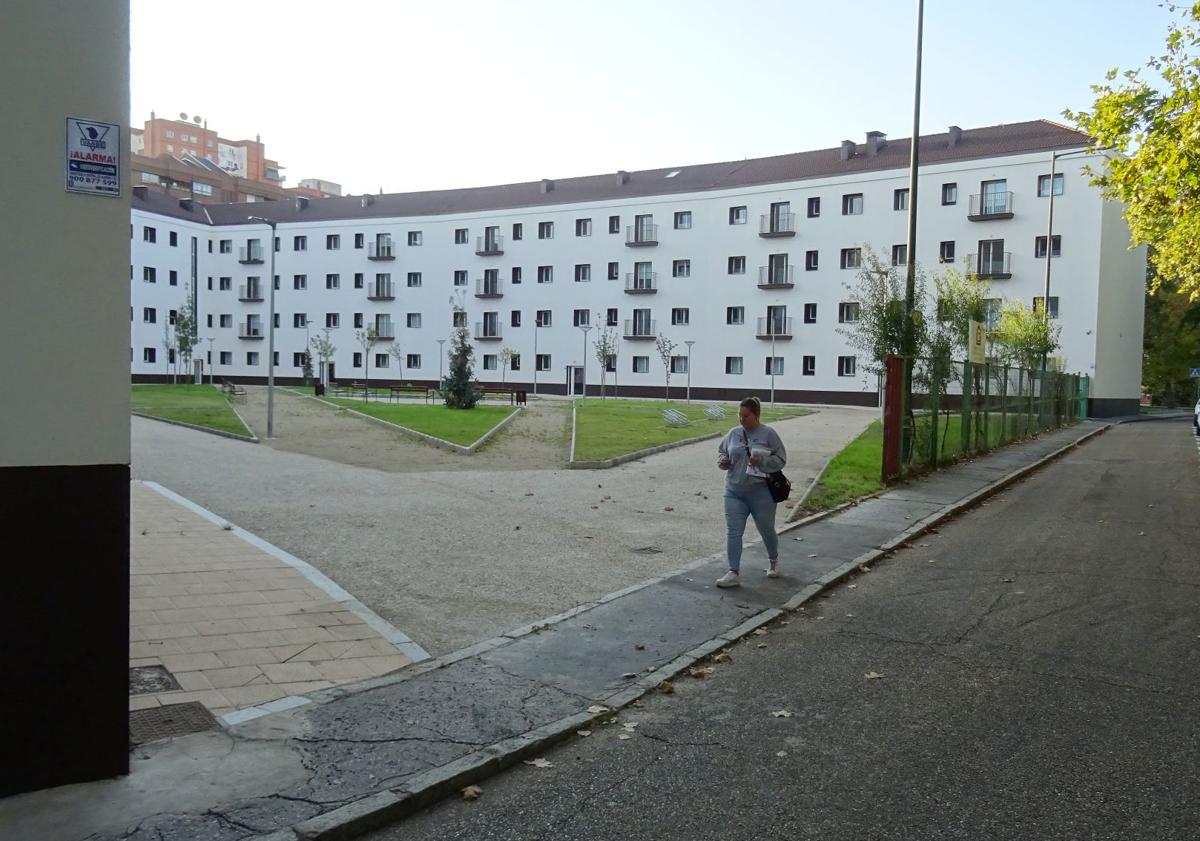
[131,0,1176,196]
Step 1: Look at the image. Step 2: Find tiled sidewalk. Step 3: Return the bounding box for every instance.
[130,482,419,720]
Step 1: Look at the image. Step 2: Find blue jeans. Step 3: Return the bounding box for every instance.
[723,482,779,572]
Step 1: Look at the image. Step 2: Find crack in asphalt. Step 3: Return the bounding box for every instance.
[954,591,1007,643]
[293,734,488,748]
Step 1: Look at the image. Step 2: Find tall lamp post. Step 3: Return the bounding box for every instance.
[770,332,777,407]
[205,336,215,386]
[579,323,593,403]
[685,340,696,403]
[437,338,446,385]
[247,216,277,438]
[533,322,543,396]
[899,0,925,465]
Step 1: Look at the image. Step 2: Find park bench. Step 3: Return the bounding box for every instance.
[388,384,426,402]
[220,379,246,401]
[476,385,515,405]
[662,408,690,427]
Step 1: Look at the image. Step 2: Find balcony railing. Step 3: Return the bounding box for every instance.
[625,223,658,247]
[475,322,502,341]
[757,265,795,289]
[368,241,395,260]
[624,272,658,294]
[373,322,395,340]
[759,212,796,237]
[967,252,1013,279]
[475,235,504,256]
[475,278,503,298]
[968,192,1014,221]
[756,316,794,340]
[238,284,264,302]
[238,323,264,340]
[238,245,264,264]
[623,318,657,339]
[367,282,395,300]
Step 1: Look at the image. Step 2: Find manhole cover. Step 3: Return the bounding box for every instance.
[129,702,218,744]
[632,546,663,555]
[129,665,181,695]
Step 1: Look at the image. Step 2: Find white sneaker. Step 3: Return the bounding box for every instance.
[767,560,780,579]
[715,570,741,588]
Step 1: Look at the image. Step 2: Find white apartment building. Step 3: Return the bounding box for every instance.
[129,120,1145,416]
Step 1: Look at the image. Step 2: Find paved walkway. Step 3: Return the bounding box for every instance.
[1,420,1113,841]
[130,483,424,722]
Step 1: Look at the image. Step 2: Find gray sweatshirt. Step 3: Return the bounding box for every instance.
[717,424,787,490]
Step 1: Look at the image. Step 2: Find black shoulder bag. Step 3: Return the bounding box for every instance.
[743,430,791,503]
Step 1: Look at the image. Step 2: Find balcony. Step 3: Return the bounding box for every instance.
[623,318,657,340]
[759,212,796,238]
[757,265,795,289]
[625,224,658,247]
[238,245,264,264]
[475,235,504,256]
[967,252,1013,280]
[238,284,264,302]
[624,272,658,294]
[367,282,395,301]
[968,192,1014,221]
[475,278,503,299]
[475,322,502,341]
[368,241,395,260]
[238,323,264,340]
[373,323,395,341]
[756,317,793,340]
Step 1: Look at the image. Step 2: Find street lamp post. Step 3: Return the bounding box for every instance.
[205,336,215,386]
[899,0,925,465]
[247,216,277,439]
[437,338,446,385]
[579,324,592,402]
[685,340,695,404]
[533,322,542,396]
[770,333,777,407]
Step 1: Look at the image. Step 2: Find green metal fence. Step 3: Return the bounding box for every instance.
[904,357,1088,474]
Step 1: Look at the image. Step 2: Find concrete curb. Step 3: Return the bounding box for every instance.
[131,410,258,443]
[569,430,723,469]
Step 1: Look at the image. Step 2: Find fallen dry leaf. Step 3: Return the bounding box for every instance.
[847,584,857,590]
[577,730,592,737]
[587,705,610,715]
[622,721,639,730]
[713,652,733,664]
[756,643,768,649]
[688,666,715,679]
[775,750,788,758]
[664,506,675,512]
[752,628,769,637]
[865,671,884,680]
[461,785,483,801]
[807,553,818,558]
[523,758,553,768]
[657,681,675,694]
[771,709,794,718]
[634,644,646,651]
[618,733,632,740]
[620,672,638,680]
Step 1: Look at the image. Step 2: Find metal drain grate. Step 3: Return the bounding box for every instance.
[129,665,181,695]
[129,702,218,744]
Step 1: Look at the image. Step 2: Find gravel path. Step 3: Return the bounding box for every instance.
[132,391,874,655]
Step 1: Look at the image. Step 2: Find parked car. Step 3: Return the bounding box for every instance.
[1194,398,1199,432]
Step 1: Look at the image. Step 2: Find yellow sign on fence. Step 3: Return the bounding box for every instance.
[968,320,987,365]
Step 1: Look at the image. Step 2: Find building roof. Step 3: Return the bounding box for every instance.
[134,120,1091,227]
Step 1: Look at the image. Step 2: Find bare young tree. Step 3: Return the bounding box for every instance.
[161,321,175,383]
[655,333,677,401]
[174,296,197,383]
[354,326,379,401]
[593,326,617,399]
[388,342,406,384]
[310,327,337,386]
[498,346,516,385]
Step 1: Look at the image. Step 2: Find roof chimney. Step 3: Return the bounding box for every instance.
[295,196,309,211]
[132,185,148,199]
[865,131,887,157]
[839,140,856,161]
[361,195,374,208]
[947,125,962,148]
[615,170,630,186]
[540,178,555,193]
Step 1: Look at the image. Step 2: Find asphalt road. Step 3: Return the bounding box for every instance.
[366,420,1200,841]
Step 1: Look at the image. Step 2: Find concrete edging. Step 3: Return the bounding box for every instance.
[132,410,258,443]
[569,430,723,469]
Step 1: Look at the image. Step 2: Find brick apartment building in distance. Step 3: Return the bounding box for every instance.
[130,112,340,203]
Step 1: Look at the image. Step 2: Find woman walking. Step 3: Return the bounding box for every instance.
[715,397,787,588]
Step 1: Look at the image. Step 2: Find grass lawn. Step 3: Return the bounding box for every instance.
[325,398,516,446]
[130,384,252,437]
[572,399,808,462]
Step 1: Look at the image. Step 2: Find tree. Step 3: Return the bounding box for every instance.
[161,322,175,383]
[443,300,478,409]
[593,326,618,399]
[1067,4,1200,301]
[838,248,928,375]
[174,297,197,383]
[991,300,1061,372]
[354,327,379,401]
[1144,271,1200,405]
[311,327,336,384]
[389,342,406,384]
[498,346,516,385]
[655,333,677,400]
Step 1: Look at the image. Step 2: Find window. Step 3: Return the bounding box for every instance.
[803,356,816,376]
[941,182,958,205]
[1033,296,1060,319]
[407,313,422,328]
[218,276,231,290]
[143,347,156,363]
[575,264,591,283]
[483,355,497,370]
[454,228,468,244]
[671,307,690,326]
[354,233,365,249]
[453,270,467,287]
[407,231,423,246]
[318,313,336,329]
[247,352,260,367]
[892,244,908,266]
[375,353,389,368]
[354,272,364,289]
[765,357,784,375]
[407,354,421,369]
[670,356,689,374]
[632,356,649,374]
[353,352,363,368]
[805,250,819,271]
[536,310,552,327]
[728,256,746,275]
[575,218,592,237]
[206,315,213,328]
[407,272,422,287]
[573,309,590,327]
[1037,173,1064,197]
[293,313,307,328]
[603,353,615,373]
[983,298,1002,330]
[606,308,618,327]
[725,356,743,375]
[512,222,523,240]
[143,266,157,283]
[807,197,821,218]
[894,188,909,211]
[840,248,862,269]
[726,306,744,325]
[354,312,364,328]
[219,351,232,365]
[608,215,620,234]
[293,236,307,251]
[538,221,554,239]
[452,311,467,328]
[326,234,340,250]
[838,302,861,323]
[169,270,178,286]
[293,274,307,290]
[607,262,619,280]
[511,310,521,328]
[293,352,308,368]
[842,193,863,215]
[674,211,692,229]
[804,303,817,324]
[672,259,691,278]
[729,206,747,225]
[219,239,232,254]
[511,267,522,284]
[536,354,551,371]
[142,307,156,323]
[142,226,156,243]
[165,129,174,139]
[168,231,178,247]
[1034,235,1062,258]
[193,182,213,196]
[168,309,177,326]
[219,314,232,328]
[326,273,340,289]
[537,265,553,284]
[838,356,857,377]
[939,241,956,263]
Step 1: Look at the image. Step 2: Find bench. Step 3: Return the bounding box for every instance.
[662,408,690,427]
[476,385,515,405]
[388,385,426,402]
[220,379,246,401]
